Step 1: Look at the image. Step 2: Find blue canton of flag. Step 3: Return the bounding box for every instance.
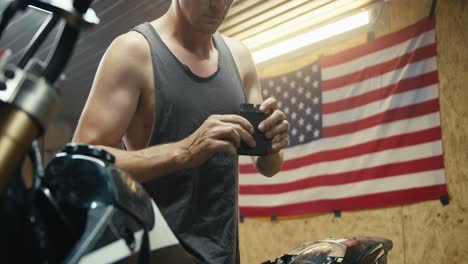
[260,61,323,147]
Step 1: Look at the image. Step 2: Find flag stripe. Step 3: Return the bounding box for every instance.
[322,44,436,91]
[323,71,438,114]
[239,113,441,169]
[240,127,440,176]
[240,141,442,185]
[239,185,447,217]
[273,127,440,172]
[323,84,438,126]
[323,99,439,137]
[239,155,444,195]
[322,57,437,104]
[240,169,446,206]
[321,19,435,68]
[322,30,435,79]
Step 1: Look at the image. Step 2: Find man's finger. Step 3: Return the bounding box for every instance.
[272,132,288,144]
[217,114,254,134]
[229,123,256,148]
[208,126,241,148]
[265,120,289,139]
[259,97,278,113]
[259,110,286,132]
[272,138,289,152]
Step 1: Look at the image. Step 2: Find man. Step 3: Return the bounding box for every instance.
[73,0,289,263]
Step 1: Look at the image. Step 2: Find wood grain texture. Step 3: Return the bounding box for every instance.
[245,0,468,263]
[401,0,468,263]
[240,207,404,263]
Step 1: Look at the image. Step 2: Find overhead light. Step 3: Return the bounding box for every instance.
[243,0,372,50]
[252,10,370,64]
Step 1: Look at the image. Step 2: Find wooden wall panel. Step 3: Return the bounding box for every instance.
[240,207,405,263]
[401,0,468,263]
[241,0,468,263]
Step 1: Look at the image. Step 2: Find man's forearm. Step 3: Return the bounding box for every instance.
[99,141,189,183]
[254,150,284,177]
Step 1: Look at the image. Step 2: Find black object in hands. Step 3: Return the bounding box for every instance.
[238,103,271,156]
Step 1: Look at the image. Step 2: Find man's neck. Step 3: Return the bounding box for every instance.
[157,8,215,59]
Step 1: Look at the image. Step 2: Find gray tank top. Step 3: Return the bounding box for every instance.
[133,23,246,264]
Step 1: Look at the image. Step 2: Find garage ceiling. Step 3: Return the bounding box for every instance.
[220,0,381,53]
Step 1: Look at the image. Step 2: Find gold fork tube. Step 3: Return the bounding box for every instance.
[0,102,39,193]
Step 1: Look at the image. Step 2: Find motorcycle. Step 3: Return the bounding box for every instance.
[263,237,393,264]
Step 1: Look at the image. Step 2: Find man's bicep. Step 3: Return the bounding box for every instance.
[73,83,139,146]
[222,36,263,105]
[245,70,262,105]
[73,37,143,146]
[238,43,263,105]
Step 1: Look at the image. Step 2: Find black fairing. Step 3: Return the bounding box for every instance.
[43,144,154,231]
[265,237,393,264]
[34,143,155,263]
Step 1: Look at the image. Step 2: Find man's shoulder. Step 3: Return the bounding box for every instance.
[220,34,250,58]
[97,31,153,90]
[110,31,151,63]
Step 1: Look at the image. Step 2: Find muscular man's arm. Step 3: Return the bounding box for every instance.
[224,37,289,177]
[73,32,181,182]
[74,32,256,182]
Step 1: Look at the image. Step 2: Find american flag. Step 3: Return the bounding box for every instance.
[238,18,448,217]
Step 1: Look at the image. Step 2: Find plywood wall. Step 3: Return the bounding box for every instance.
[240,0,468,263]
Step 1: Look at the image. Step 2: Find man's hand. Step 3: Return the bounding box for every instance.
[177,114,256,168]
[258,97,290,153]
